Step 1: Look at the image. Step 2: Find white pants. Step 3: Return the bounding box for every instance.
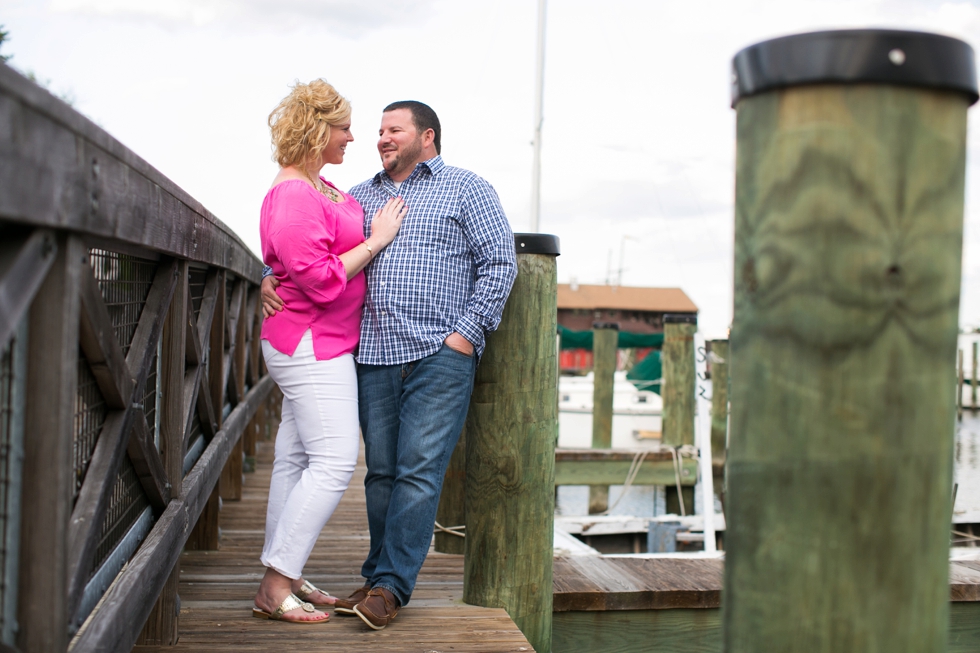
[260,331,359,579]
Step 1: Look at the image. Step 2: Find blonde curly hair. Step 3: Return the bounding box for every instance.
[268,79,351,168]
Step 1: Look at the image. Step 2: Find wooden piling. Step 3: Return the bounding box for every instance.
[726,29,975,652]
[589,323,618,514]
[663,314,696,516]
[710,339,729,465]
[464,233,559,653]
[959,349,965,421]
[435,426,466,554]
[973,341,978,410]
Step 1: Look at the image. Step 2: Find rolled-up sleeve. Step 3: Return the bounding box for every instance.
[268,187,348,306]
[455,178,517,350]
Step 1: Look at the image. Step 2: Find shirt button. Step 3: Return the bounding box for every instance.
[381,281,386,286]
[381,310,387,316]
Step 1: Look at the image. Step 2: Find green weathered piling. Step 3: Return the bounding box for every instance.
[434,426,466,554]
[725,29,975,653]
[663,315,696,515]
[589,323,618,514]
[710,339,729,465]
[972,342,977,410]
[464,234,559,653]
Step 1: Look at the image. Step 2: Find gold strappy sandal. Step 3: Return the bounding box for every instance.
[294,579,336,607]
[252,593,328,623]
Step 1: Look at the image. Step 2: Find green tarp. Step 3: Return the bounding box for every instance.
[626,349,662,395]
[557,324,665,350]
[557,325,663,394]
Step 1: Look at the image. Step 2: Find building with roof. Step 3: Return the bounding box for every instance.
[557,283,698,372]
[557,283,698,333]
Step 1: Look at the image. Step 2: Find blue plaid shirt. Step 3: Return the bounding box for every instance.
[350,156,516,365]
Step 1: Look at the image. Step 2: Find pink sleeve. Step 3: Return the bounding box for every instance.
[268,185,348,306]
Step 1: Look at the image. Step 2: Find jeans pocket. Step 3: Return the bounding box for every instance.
[442,342,475,358]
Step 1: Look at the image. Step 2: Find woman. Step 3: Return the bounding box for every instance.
[253,79,406,624]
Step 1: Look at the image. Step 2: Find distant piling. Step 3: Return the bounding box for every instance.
[959,349,965,421]
[973,342,977,411]
[710,339,729,465]
[463,233,559,653]
[589,322,618,514]
[662,314,696,516]
[725,30,975,652]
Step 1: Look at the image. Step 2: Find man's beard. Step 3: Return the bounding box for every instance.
[383,136,423,176]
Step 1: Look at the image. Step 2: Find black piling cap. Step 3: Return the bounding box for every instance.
[664,313,698,325]
[514,233,560,255]
[592,321,620,331]
[731,29,979,107]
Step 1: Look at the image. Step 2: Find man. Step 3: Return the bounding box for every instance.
[261,101,517,630]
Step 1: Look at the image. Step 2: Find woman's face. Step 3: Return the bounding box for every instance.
[321,121,354,166]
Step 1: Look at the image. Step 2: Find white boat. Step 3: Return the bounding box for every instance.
[558,371,663,449]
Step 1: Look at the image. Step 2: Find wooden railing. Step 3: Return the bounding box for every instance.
[0,63,278,652]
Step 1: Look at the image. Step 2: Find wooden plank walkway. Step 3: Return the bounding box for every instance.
[134,437,533,653]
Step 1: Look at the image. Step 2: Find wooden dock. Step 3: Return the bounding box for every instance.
[134,438,533,653]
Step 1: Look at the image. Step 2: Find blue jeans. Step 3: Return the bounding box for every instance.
[357,344,477,606]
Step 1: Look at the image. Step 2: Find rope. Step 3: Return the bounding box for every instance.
[667,444,699,517]
[433,521,465,538]
[596,451,648,515]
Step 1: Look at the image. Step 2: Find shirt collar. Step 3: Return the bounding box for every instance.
[372,155,445,187]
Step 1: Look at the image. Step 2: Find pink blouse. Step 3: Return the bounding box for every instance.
[260,179,366,360]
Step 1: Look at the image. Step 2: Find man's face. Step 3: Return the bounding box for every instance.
[378,109,424,179]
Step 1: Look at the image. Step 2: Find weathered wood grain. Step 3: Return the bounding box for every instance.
[663,319,696,516]
[709,339,728,464]
[590,326,618,515]
[553,608,722,653]
[555,456,697,487]
[68,257,178,619]
[464,252,557,653]
[69,376,273,653]
[138,259,188,644]
[17,235,82,653]
[127,414,171,511]
[132,426,532,653]
[78,258,133,409]
[435,425,466,554]
[0,228,57,346]
[725,85,968,652]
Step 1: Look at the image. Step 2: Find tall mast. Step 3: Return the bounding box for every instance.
[530,0,547,233]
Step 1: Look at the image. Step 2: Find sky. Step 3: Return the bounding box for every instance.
[5,0,980,337]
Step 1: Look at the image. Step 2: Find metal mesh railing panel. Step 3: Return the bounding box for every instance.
[88,250,156,357]
[92,455,150,574]
[73,352,107,504]
[189,267,208,323]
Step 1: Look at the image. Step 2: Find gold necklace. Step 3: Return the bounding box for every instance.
[301,168,343,203]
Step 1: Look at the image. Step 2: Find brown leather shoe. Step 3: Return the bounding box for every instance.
[333,584,371,615]
[353,587,399,630]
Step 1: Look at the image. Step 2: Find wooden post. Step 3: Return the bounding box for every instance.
[725,29,974,652]
[464,233,559,653]
[710,339,729,465]
[973,341,978,410]
[138,260,187,645]
[17,236,82,653]
[435,426,466,554]
[589,323,618,514]
[188,269,226,550]
[662,314,696,516]
[959,349,965,421]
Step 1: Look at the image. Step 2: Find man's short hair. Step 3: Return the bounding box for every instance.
[384,100,441,154]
